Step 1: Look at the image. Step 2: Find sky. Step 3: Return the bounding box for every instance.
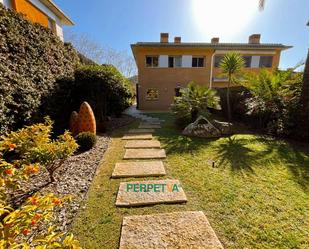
[55,0,309,70]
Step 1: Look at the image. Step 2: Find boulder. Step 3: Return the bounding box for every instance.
[182,116,221,138]
[212,120,233,135]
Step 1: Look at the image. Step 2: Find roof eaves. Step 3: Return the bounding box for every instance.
[40,0,74,25]
[132,42,292,50]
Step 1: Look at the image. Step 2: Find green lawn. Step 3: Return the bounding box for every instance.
[71,114,309,249]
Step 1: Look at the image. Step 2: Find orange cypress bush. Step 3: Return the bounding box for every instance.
[77,102,96,134]
[69,111,79,136]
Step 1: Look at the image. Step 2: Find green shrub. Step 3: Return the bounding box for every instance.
[76,132,97,151]
[0,118,78,182]
[171,82,220,127]
[0,4,80,134]
[242,69,303,136]
[42,65,133,134]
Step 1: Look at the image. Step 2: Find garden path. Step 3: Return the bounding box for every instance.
[112,108,224,248]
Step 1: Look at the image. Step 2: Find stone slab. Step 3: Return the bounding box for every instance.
[128,129,155,134]
[125,140,161,149]
[124,149,166,159]
[138,123,162,129]
[115,179,187,207]
[112,161,166,178]
[122,134,153,140]
[119,211,224,249]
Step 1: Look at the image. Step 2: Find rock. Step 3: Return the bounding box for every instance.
[119,211,224,249]
[115,179,187,207]
[182,116,221,138]
[213,120,233,135]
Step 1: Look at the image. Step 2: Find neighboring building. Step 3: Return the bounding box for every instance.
[0,0,73,41]
[131,33,291,110]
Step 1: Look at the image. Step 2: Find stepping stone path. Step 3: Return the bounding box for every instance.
[128,128,155,134]
[125,140,161,149]
[119,211,224,249]
[122,134,153,140]
[138,123,161,129]
[124,148,166,159]
[115,179,187,207]
[112,161,166,178]
[114,109,222,247]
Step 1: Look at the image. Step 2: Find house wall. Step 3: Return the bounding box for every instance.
[1,0,64,41]
[133,46,282,110]
[13,0,49,27]
[212,49,281,87]
[134,46,214,110]
[28,0,64,40]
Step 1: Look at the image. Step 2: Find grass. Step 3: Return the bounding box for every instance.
[71,114,309,249]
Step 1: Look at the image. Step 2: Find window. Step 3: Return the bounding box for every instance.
[214,55,224,67]
[146,56,159,67]
[48,18,56,34]
[175,87,182,97]
[146,88,159,100]
[243,56,252,68]
[259,56,273,68]
[192,57,205,67]
[168,56,182,68]
[4,0,13,9]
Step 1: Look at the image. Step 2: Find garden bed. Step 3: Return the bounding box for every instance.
[9,114,135,234]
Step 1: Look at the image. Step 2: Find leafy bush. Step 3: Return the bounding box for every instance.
[0,4,80,135]
[0,129,80,248]
[243,69,303,136]
[0,118,78,182]
[76,132,97,151]
[171,81,220,127]
[42,65,133,133]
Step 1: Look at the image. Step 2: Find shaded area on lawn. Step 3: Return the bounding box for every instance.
[151,112,309,191]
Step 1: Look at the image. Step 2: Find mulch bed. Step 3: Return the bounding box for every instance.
[9,114,135,233]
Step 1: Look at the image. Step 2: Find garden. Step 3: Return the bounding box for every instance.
[1,2,308,248]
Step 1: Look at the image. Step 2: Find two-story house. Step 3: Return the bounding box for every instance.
[0,0,73,41]
[131,33,291,110]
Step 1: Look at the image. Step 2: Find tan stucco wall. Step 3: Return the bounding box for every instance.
[133,46,283,110]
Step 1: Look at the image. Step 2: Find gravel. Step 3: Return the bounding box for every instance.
[9,115,136,233]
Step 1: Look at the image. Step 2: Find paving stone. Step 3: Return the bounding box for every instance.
[119,211,223,249]
[124,149,166,159]
[122,134,153,140]
[115,179,187,207]
[128,128,155,134]
[138,123,161,129]
[125,140,161,149]
[112,161,166,178]
[141,121,161,126]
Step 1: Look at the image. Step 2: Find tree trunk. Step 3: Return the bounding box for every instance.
[227,77,232,134]
[299,49,309,139]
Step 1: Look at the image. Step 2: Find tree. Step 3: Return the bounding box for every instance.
[258,0,309,140]
[65,31,137,77]
[259,0,265,10]
[219,52,245,133]
[299,50,309,138]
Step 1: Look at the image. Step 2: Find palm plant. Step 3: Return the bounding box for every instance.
[219,52,245,132]
[171,81,220,127]
[243,69,302,135]
[259,0,265,10]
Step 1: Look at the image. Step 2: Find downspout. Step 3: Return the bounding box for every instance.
[209,50,216,89]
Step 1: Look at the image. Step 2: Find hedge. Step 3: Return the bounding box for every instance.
[42,65,133,134]
[0,4,80,134]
